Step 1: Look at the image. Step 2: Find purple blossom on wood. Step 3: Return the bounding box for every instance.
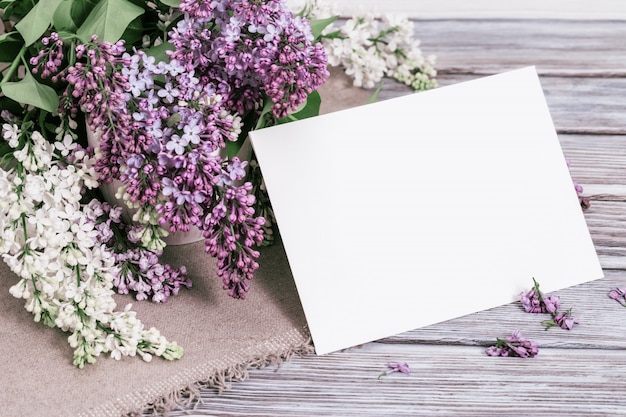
[520,278,578,331]
[609,288,626,307]
[519,277,560,314]
[378,362,411,379]
[485,330,538,358]
[552,309,579,330]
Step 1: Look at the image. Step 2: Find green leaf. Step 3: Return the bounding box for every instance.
[52,0,78,31]
[254,98,276,130]
[120,15,144,45]
[15,0,64,46]
[2,0,36,21]
[309,16,339,40]
[0,32,24,63]
[276,91,322,125]
[289,90,321,120]
[55,30,78,40]
[226,137,242,160]
[1,70,59,113]
[70,0,99,25]
[227,109,264,159]
[0,95,23,117]
[76,0,145,43]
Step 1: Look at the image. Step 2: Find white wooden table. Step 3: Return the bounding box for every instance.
[158,13,626,417]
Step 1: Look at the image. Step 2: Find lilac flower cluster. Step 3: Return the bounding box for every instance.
[83,200,191,303]
[91,47,264,298]
[30,1,328,299]
[0,123,183,367]
[485,330,539,358]
[45,36,131,139]
[31,36,195,303]
[297,1,437,90]
[520,278,579,330]
[608,287,626,307]
[172,0,329,119]
[80,1,327,299]
[203,178,265,298]
[519,279,560,314]
[29,32,64,80]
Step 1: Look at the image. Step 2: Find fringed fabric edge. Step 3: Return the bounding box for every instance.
[129,336,315,416]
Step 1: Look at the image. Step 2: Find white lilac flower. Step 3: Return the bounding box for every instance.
[1,125,183,367]
[23,174,48,204]
[298,0,437,91]
[54,134,77,156]
[0,169,14,205]
[2,123,20,147]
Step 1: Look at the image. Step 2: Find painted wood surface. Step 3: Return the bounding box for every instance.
[288,0,626,20]
[157,18,626,416]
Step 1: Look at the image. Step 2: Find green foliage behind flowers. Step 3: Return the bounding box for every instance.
[0,0,178,138]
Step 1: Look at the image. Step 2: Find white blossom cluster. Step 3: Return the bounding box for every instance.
[294,0,437,90]
[0,123,183,367]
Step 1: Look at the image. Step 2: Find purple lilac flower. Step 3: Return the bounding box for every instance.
[29,32,65,81]
[217,157,248,186]
[114,246,191,303]
[168,0,329,119]
[609,287,626,307]
[520,278,578,331]
[551,309,579,330]
[485,330,538,358]
[202,180,265,299]
[85,200,191,302]
[74,1,327,299]
[378,362,411,379]
[519,277,560,314]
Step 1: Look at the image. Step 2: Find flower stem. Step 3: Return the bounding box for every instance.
[75,265,81,287]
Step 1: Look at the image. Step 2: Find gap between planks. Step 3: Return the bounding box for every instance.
[438,68,626,78]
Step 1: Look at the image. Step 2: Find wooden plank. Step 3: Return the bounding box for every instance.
[561,135,626,187]
[410,19,626,73]
[378,269,626,347]
[172,342,626,416]
[376,76,626,133]
[585,201,626,269]
[295,0,626,21]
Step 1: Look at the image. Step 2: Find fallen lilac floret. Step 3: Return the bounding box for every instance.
[552,309,579,330]
[378,362,411,379]
[520,278,578,331]
[519,278,560,314]
[609,288,626,307]
[485,330,538,358]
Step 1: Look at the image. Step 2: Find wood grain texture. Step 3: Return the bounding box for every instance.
[301,0,626,21]
[169,343,626,417]
[152,17,626,417]
[377,76,626,133]
[411,19,626,73]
